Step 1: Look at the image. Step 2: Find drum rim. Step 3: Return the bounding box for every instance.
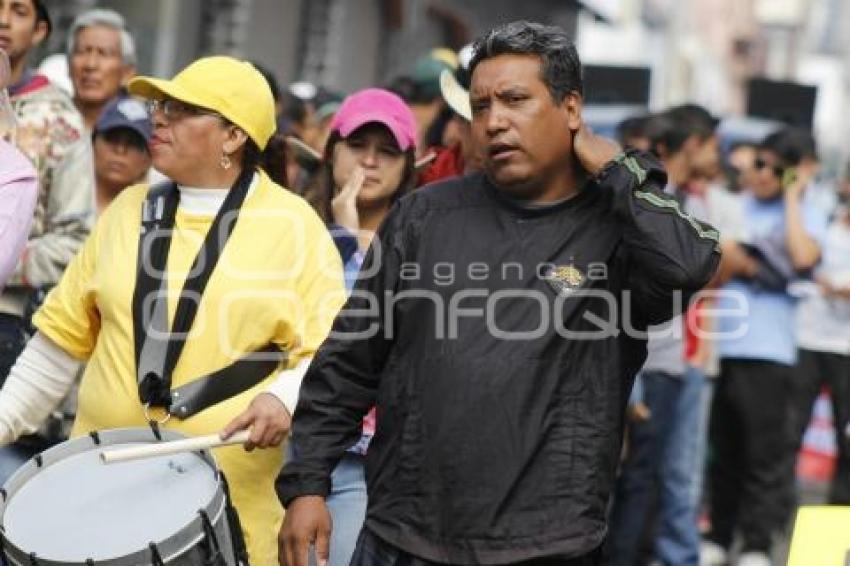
[0,427,231,565]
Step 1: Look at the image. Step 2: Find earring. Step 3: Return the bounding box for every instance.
[220,153,232,170]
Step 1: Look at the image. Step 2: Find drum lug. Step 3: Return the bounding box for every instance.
[199,509,225,565]
[219,473,250,565]
[149,542,166,566]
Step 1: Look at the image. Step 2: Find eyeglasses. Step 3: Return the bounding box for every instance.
[146,98,223,122]
[753,157,785,178]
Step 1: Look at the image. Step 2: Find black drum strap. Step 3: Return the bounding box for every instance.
[132,181,177,407]
[132,167,253,409]
[168,344,285,419]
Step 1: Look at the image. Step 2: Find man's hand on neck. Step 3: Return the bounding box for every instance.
[573,124,621,176]
[662,153,690,189]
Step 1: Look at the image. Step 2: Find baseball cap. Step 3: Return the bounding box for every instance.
[128,56,276,150]
[429,48,459,70]
[439,69,471,122]
[315,101,342,124]
[437,42,474,121]
[94,96,152,144]
[330,88,418,151]
[411,49,457,101]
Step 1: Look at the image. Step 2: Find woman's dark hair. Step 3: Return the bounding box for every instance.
[214,115,289,188]
[468,21,583,103]
[251,62,281,105]
[241,136,289,188]
[304,130,416,223]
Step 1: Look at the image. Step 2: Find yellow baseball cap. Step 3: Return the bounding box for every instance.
[128,56,276,150]
[430,48,459,70]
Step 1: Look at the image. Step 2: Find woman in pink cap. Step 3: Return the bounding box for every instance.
[295,88,418,566]
[306,87,419,255]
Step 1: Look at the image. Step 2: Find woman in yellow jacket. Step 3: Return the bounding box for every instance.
[0,57,346,564]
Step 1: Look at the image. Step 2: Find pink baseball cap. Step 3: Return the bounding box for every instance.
[330,88,418,151]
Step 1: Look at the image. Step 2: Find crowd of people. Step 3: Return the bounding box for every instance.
[0,2,848,566]
[608,108,847,566]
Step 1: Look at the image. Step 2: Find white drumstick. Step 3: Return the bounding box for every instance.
[100,430,252,464]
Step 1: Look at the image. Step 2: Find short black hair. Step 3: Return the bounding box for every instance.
[616,114,651,147]
[760,127,817,167]
[648,104,718,156]
[468,20,583,103]
[645,114,684,156]
[665,104,719,141]
[32,0,52,38]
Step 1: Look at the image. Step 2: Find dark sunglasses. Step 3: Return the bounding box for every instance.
[753,157,785,178]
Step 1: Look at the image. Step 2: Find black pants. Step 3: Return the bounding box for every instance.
[349,528,602,566]
[786,349,850,505]
[0,314,28,384]
[706,359,792,553]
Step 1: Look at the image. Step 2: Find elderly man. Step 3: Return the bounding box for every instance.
[67,8,136,130]
[277,21,720,566]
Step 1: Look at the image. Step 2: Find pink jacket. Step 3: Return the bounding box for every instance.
[0,140,37,290]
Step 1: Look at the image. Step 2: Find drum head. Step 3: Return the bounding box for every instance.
[1,429,220,562]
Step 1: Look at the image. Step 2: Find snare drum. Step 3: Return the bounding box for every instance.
[0,427,248,565]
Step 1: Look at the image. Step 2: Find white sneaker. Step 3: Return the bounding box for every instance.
[699,541,728,566]
[737,551,772,566]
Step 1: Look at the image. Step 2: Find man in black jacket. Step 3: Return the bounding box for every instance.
[277,21,721,566]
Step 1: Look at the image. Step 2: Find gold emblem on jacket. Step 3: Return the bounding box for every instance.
[544,265,585,296]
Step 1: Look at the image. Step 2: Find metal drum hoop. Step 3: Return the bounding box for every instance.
[0,427,231,566]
